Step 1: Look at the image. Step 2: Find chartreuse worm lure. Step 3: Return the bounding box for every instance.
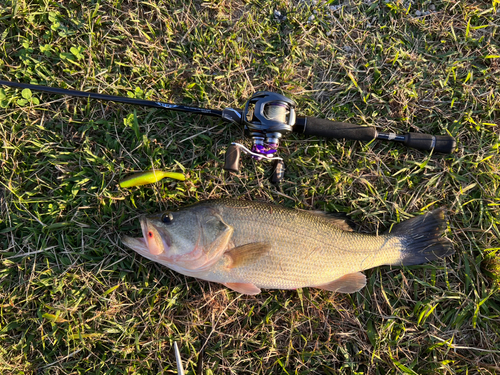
[119,170,185,188]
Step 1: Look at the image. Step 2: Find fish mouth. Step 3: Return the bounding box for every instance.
[120,217,152,254]
[122,216,172,258]
[142,216,172,253]
[121,235,148,253]
[140,217,150,247]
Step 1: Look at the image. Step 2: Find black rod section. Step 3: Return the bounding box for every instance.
[376,132,405,142]
[0,80,223,117]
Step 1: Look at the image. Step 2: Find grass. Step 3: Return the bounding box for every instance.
[0,0,499,373]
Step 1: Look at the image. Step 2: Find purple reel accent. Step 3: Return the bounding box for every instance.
[251,144,278,160]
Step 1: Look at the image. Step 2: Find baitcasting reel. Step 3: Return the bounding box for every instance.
[223,92,297,184]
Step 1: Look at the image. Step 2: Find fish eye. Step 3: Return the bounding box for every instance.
[148,231,153,238]
[161,212,174,225]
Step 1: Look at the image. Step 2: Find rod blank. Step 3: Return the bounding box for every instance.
[0,80,223,117]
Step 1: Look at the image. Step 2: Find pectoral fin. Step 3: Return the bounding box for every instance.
[315,272,366,293]
[224,243,271,269]
[223,282,261,295]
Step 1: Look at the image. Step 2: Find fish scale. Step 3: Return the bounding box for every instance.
[122,199,453,295]
[211,201,403,289]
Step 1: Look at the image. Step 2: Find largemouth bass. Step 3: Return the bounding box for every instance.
[122,199,453,295]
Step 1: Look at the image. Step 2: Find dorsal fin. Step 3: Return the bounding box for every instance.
[306,210,355,232]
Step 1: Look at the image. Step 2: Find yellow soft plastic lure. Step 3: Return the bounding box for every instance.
[119,170,186,188]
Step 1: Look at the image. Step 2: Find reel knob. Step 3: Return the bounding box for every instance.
[224,144,241,172]
[271,160,285,184]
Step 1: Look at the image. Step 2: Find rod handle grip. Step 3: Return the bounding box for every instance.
[404,133,456,154]
[300,117,377,141]
[224,144,241,172]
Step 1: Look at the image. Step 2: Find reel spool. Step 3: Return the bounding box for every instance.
[224,92,296,184]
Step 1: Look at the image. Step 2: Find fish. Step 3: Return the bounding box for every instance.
[122,199,453,295]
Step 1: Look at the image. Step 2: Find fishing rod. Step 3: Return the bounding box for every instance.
[0,80,456,183]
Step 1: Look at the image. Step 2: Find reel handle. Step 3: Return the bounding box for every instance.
[223,143,286,184]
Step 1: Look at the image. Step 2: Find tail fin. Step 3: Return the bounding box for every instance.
[389,209,454,266]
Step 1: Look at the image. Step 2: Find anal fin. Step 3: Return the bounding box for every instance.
[315,272,366,293]
[223,282,261,295]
